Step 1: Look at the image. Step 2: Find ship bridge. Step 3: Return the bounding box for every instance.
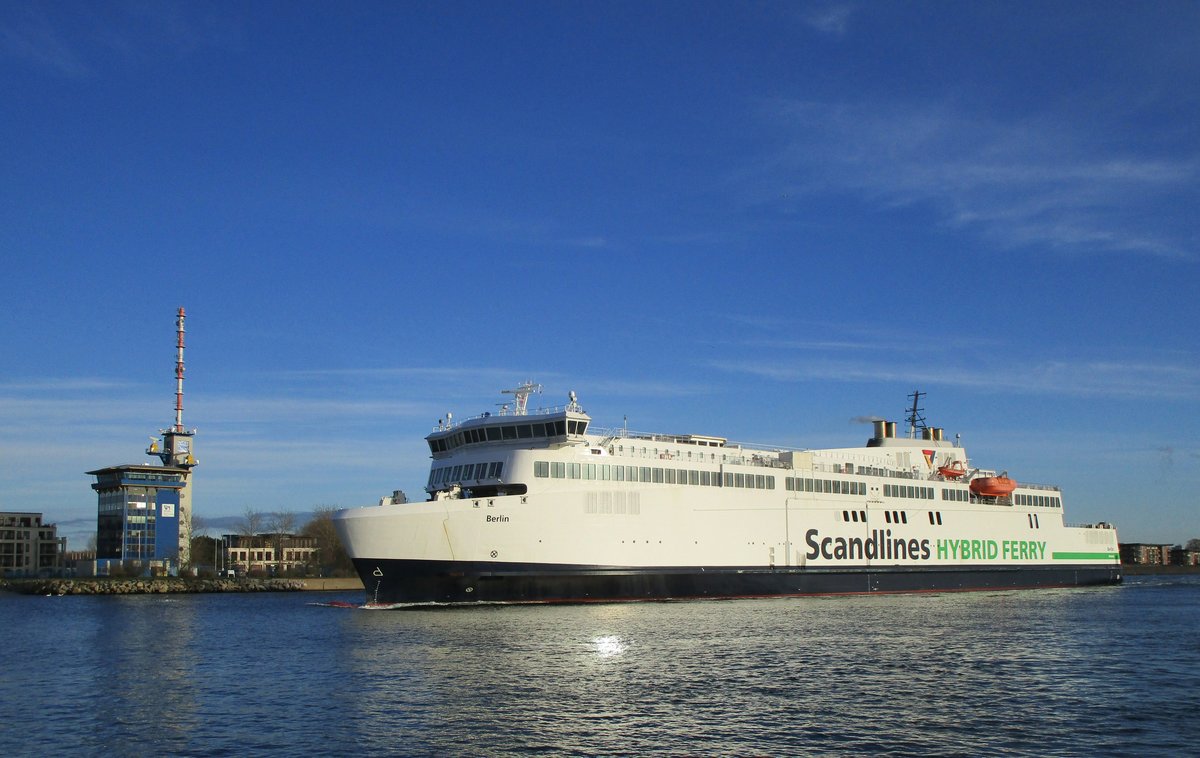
[426,384,590,458]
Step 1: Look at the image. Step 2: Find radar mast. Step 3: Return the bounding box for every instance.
[905,390,929,439]
[501,381,542,416]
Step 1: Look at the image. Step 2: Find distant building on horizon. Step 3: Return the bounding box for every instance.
[0,512,66,577]
[1169,546,1200,567]
[1119,543,1174,566]
[221,533,317,575]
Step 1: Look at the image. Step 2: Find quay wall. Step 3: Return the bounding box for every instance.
[2,577,310,595]
[1121,564,1200,575]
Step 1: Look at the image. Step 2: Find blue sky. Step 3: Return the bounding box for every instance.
[2,1,1197,548]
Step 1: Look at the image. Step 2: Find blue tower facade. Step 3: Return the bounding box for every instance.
[89,464,187,570]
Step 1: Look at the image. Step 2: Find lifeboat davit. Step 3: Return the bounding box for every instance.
[938,461,967,479]
[969,475,1017,497]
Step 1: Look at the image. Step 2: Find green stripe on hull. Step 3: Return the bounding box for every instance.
[1052,552,1118,560]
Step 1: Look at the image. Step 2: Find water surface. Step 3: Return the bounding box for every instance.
[3,576,1197,756]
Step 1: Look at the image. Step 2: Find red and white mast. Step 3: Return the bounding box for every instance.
[174,306,186,433]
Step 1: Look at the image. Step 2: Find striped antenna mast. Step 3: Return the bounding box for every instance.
[174,307,186,433]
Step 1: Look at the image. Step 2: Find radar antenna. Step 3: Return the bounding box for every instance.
[905,390,929,438]
[501,381,542,416]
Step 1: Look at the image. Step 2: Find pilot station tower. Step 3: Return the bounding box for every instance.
[88,308,198,572]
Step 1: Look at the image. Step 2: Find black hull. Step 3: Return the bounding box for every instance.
[352,559,1123,606]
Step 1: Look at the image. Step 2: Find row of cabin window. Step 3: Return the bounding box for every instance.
[1015,493,1061,508]
[785,477,866,496]
[884,484,935,499]
[428,461,505,487]
[941,489,969,502]
[614,445,722,462]
[533,461,777,489]
[429,419,588,453]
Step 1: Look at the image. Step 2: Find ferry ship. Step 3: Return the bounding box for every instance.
[333,384,1121,605]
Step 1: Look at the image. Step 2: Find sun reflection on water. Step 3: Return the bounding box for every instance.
[592,634,627,658]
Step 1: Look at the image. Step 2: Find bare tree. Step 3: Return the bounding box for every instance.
[235,508,264,573]
[267,511,298,574]
[1186,538,1200,552]
[267,510,297,536]
[239,507,263,537]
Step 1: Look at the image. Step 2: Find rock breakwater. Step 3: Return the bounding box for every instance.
[2,577,307,595]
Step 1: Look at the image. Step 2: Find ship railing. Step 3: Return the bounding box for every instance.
[1020,482,1061,492]
[431,403,585,432]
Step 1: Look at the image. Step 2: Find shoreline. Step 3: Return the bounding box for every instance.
[1,576,364,596]
[5,569,1193,596]
[1121,564,1200,575]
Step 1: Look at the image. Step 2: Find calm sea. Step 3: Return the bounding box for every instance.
[2,575,1198,756]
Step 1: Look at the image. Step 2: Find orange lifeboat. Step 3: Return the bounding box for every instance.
[938,461,967,479]
[969,475,1017,497]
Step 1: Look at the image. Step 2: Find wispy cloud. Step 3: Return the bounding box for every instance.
[564,236,610,249]
[714,315,1005,355]
[0,7,89,76]
[703,316,1198,400]
[800,4,857,38]
[0,377,141,393]
[755,100,1197,259]
[1,2,243,77]
[709,354,1199,401]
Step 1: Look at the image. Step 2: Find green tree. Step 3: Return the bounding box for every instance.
[302,506,354,576]
[190,535,219,574]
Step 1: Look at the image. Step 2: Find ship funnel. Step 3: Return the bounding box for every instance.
[886,421,897,438]
[873,420,887,439]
